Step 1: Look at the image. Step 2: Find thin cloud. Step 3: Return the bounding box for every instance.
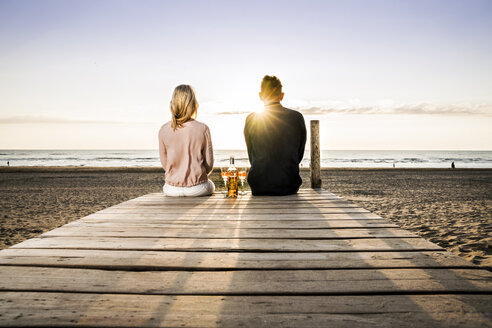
[0,116,149,124]
[216,111,251,115]
[393,103,492,115]
[216,103,492,116]
[295,107,376,115]
[294,103,492,116]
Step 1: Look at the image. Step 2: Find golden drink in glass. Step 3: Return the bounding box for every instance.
[220,167,229,187]
[238,168,247,195]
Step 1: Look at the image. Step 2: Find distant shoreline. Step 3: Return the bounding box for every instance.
[2,150,491,168]
[1,166,491,173]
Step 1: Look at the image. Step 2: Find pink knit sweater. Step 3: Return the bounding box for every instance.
[158,120,214,187]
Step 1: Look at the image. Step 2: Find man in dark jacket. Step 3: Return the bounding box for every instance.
[244,75,307,195]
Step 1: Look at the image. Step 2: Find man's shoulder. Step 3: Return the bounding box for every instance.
[245,112,260,124]
[281,106,305,120]
[245,112,254,120]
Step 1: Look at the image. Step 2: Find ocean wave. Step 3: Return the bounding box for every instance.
[2,157,77,161]
[441,158,492,162]
[107,152,137,155]
[401,158,427,162]
[217,157,249,162]
[92,157,156,160]
[1,150,491,168]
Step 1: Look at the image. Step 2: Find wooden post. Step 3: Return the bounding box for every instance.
[310,120,322,189]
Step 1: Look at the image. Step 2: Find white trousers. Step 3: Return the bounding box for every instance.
[163,180,215,197]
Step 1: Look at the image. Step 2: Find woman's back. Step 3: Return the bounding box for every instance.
[158,119,213,187]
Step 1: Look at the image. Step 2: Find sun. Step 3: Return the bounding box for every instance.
[254,107,264,114]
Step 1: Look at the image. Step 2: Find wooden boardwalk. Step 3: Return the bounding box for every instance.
[0,189,491,327]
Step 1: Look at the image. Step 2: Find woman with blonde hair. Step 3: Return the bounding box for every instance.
[158,85,215,196]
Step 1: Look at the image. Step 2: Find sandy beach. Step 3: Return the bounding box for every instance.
[0,167,490,268]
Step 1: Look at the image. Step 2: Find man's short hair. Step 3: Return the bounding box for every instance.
[261,75,283,99]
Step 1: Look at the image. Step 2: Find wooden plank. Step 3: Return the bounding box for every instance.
[82,212,383,221]
[0,266,491,294]
[96,207,371,214]
[120,196,342,202]
[144,189,335,195]
[41,227,417,239]
[1,292,490,327]
[130,197,345,203]
[0,249,475,270]
[136,194,342,201]
[125,197,344,203]
[11,236,443,252]
[122,194,343,200]
[125,194,342,200]
[66,219,398,229]
[109,205,363,211]
[120,201,349,207]
[111,201,360,209]
[136,190,330,195]
[140,193,339,198]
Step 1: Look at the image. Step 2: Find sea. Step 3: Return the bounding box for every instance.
[1,150,491,168]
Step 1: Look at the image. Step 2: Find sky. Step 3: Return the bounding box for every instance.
[0,0,491,150]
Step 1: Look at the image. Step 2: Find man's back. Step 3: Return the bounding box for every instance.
[244,103,306,195]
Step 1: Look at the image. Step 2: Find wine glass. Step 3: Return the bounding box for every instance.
[220,167,229,196]
[238,167,248,195]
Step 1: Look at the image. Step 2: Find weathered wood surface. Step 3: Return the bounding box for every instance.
[1,293,490,328]
[116,196,348,202]
[1,266,491,295]
[1,189,491,327]
[10,236,442,252]
[310,119,322,189]
[110,202,361,208]
[0,249,475,270]
[82,211,383,220]
[67,218,398,228]
[41,227,417,239]
[97,207,371,214]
